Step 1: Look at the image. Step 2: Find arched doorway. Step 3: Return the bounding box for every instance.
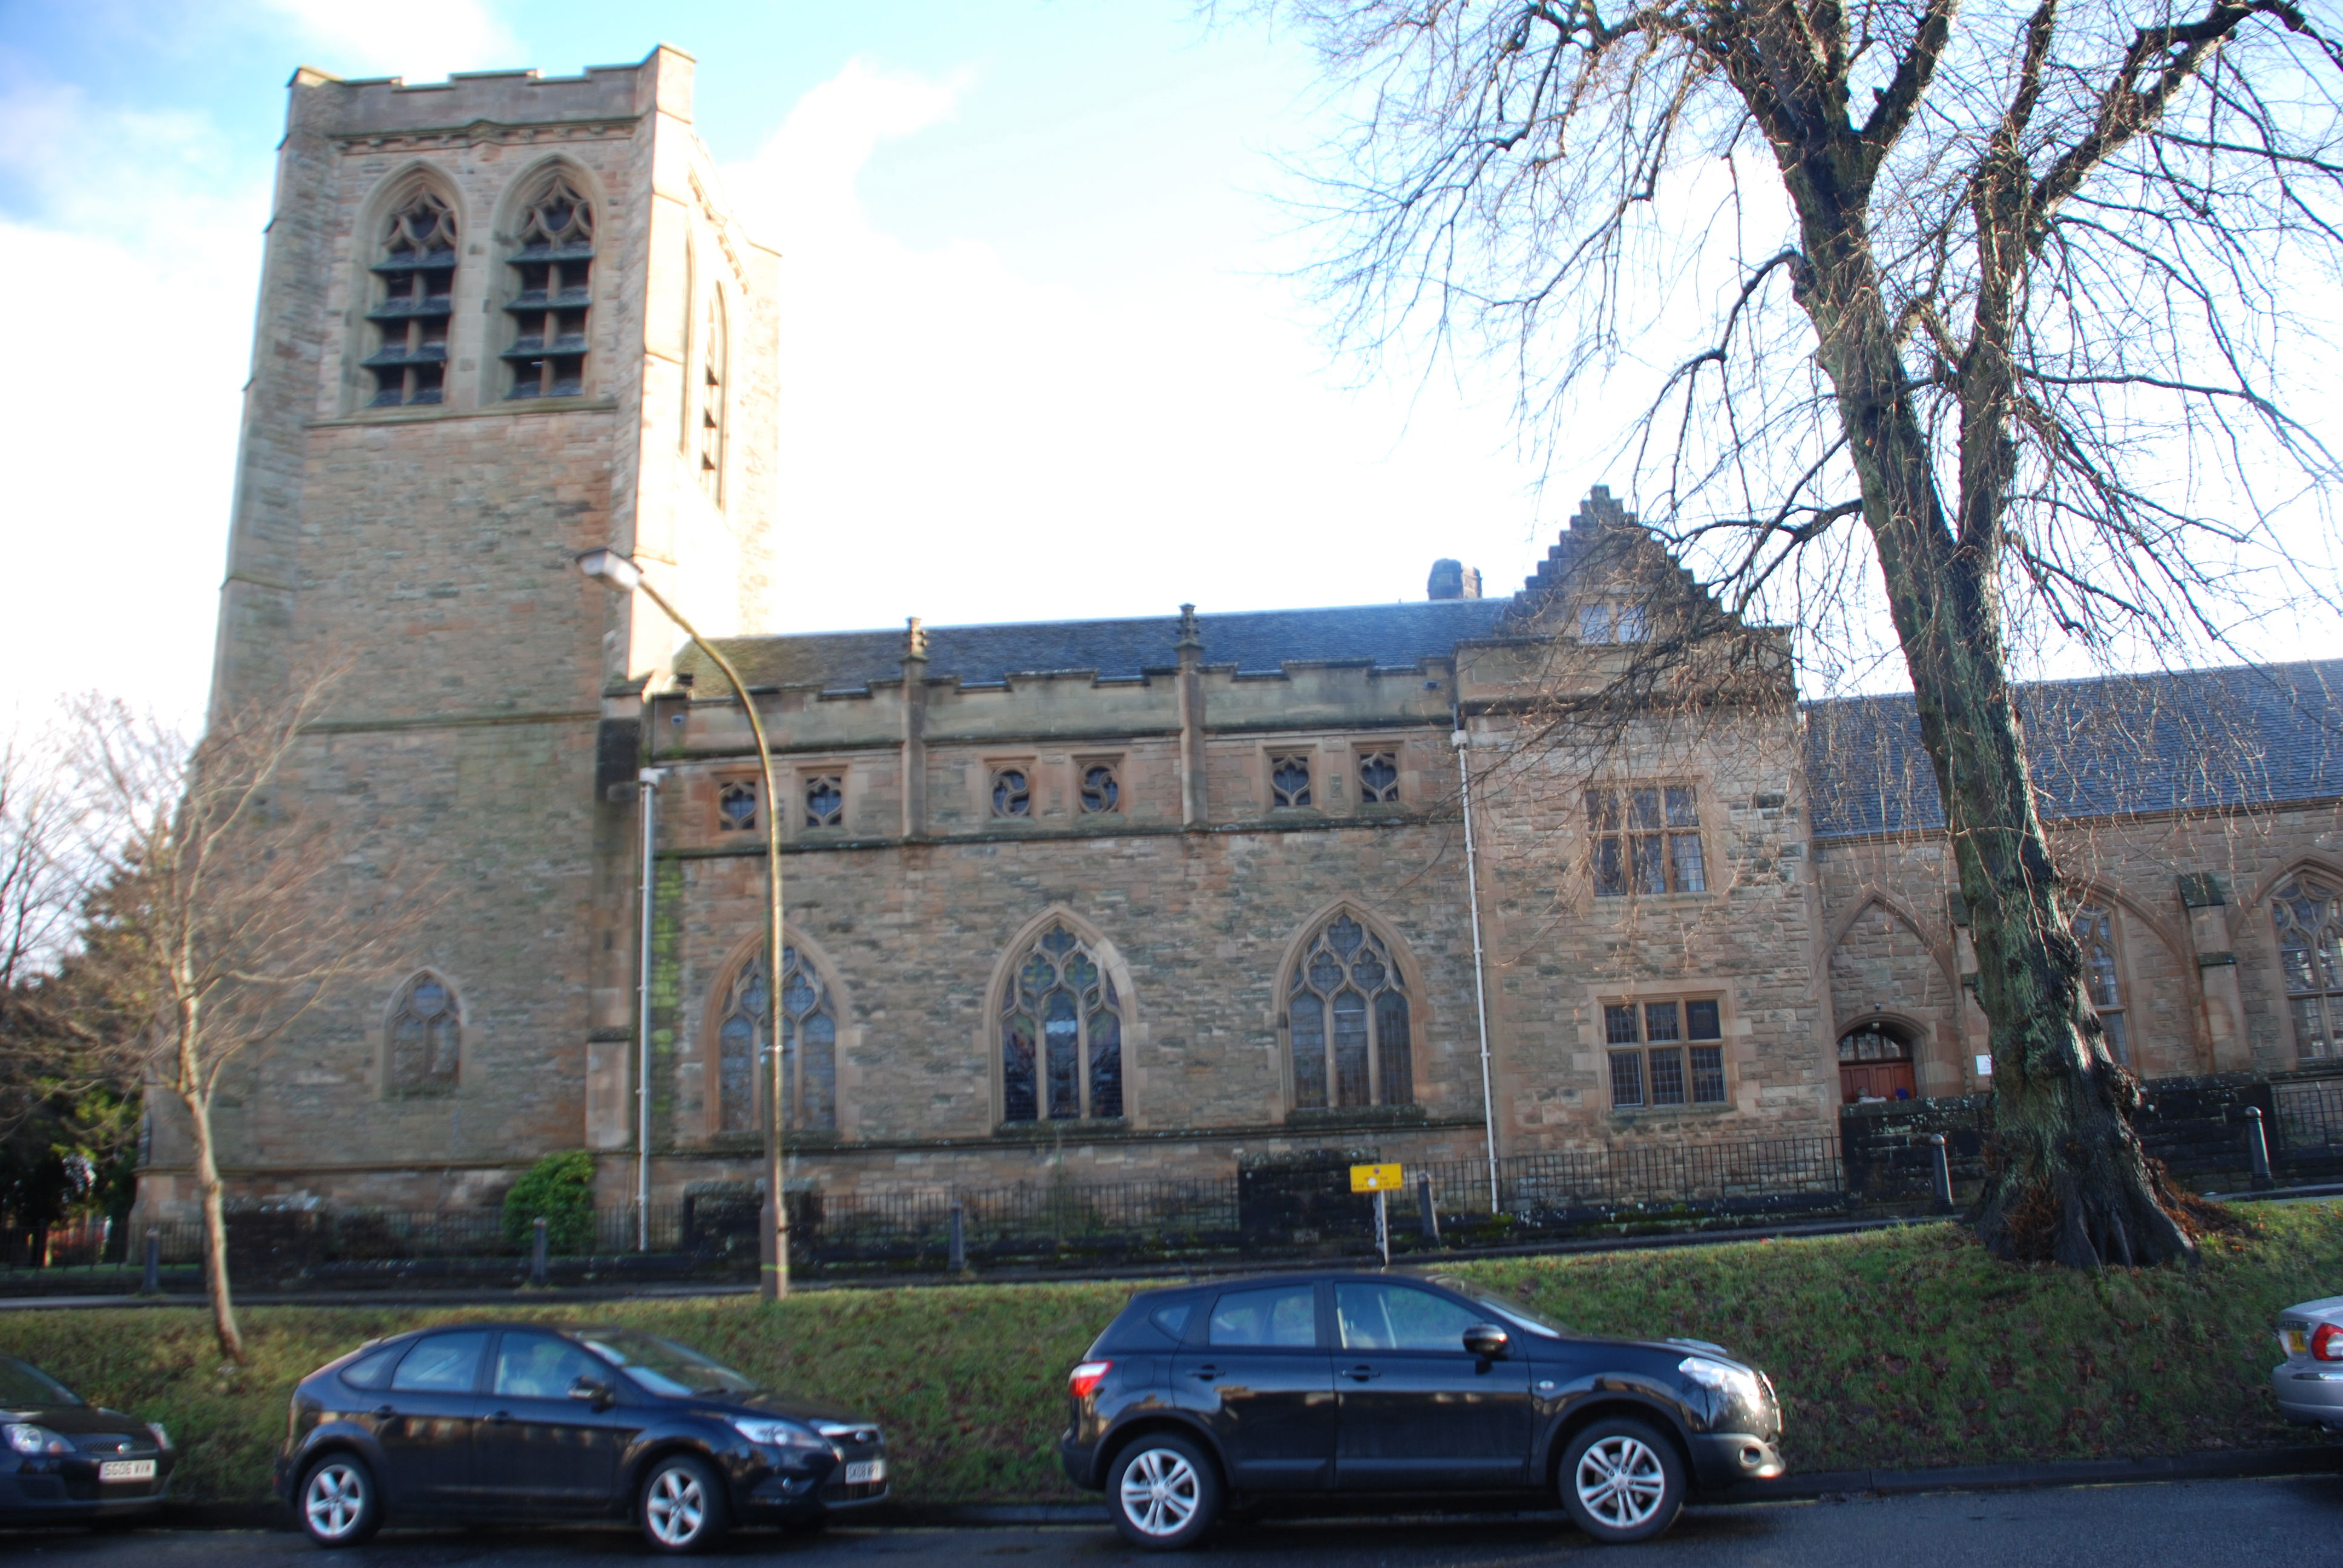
[1837,1022,1918,1104]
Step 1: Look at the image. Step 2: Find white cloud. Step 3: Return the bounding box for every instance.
[260,0,522,82]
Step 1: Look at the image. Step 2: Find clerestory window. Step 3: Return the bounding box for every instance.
[1288,914,1412,1110]
[365,189,457,407]
[387,972,461,1093]
[715,947,837,1134]
[2275,875,2343,1061]
[1588,786,1705,897]
[503,175,594,399]
[1000,923,1124,1122]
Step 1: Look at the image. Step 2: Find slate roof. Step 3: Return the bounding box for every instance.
[1804,659,2343,838]
[686,599,1517,693]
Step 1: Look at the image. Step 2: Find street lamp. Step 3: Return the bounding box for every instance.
[578,547,789,1300]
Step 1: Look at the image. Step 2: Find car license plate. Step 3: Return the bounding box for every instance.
[2284,1328,2309,1355]
[843,1459,885,1485]
[99,1460,156,1483]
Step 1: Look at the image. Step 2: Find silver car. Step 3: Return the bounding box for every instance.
[2272,1295,2343,1429]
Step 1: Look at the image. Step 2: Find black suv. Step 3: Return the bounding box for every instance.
[274,1322,886,1553]
[1061,1271,1782,1547]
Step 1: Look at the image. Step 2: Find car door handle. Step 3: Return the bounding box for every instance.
[1190,1365,1220,1382]
[1343,1365,1381,1382]
[371,1406,396,1420]
[488,1410,513,1424]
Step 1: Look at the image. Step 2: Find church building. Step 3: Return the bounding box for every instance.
[139,48,2343,1223]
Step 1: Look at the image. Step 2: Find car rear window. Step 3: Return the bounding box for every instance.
[1102,1297,1198,1349]
[390,1331,488,1394]
[1208,1284,1317,1348]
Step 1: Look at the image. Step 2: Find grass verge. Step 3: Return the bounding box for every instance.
[2,1201,2336,1508]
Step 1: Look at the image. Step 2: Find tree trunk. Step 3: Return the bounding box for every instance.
[1792,208,2195,1267]
[183,1088,245,1362]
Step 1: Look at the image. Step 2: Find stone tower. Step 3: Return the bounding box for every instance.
[165,47,779,1215]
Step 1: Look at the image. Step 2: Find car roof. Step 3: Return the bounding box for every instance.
[1126,1269,1458,1301]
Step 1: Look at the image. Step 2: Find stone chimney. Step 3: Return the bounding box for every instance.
[1427,558,1483,600]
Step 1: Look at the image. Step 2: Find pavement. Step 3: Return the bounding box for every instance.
[5,1474,2341,1565]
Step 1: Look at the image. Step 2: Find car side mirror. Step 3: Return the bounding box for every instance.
[569,1376,613,1407]
[1463,1324,1510,1359]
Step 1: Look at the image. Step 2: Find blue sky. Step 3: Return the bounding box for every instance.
[0,0,1576,726]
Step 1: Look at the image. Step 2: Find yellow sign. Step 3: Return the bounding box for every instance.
[1350,1163,1404,1194]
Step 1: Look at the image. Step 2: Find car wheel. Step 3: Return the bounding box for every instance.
[297,1453,383,1547]
[1107,1433,1221,1550]
[638,1453,730,1554]
[1559,1417,1685,1544]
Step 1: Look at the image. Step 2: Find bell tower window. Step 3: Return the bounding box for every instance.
[365,189,456,407]
[503,175,594,399]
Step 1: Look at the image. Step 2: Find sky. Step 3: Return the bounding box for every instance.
[1,0,2336,734]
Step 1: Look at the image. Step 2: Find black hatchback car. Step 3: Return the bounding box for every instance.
[1061,1271,1783,1547]
[275,1322,886,1553]
[0,1353,175,1526]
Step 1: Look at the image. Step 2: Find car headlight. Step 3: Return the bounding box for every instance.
[4,1423,71,1456]
[148,1422,172,1450]
[732,1417,829,1449]
[1678,1355,1766,1413]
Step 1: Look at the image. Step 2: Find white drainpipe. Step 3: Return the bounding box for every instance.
[1452,724,1500,1212]
[637,766,667,1251]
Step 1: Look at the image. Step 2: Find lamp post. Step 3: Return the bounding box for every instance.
[578,548,788,1300]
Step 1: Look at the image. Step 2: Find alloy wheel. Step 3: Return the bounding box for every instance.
[645,1465,709,1547]
[303,1462,367,1541]
[1573,1434,1667,1531]
[1118,1446,1201,1538]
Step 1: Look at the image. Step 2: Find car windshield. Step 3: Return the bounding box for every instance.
[575,1330,759,1398]
[0,1356,82,1408]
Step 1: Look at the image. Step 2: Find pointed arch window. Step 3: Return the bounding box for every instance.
[1000,923,1124,1123]
[366,188,457,407]
[387,972,460,1093]
[2273,875,2343,1060]
[1288,915,1412,1110]
[504,174,594,399]
[2071,904,2130,1064]
[715,947,837,1134]
[698,290,727,500]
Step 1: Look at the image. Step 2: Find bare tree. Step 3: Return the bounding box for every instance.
[70,684,419,1359]
[1276,0,2343,1264]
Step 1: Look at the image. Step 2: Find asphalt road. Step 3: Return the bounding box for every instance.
[6,1475,2341,1567]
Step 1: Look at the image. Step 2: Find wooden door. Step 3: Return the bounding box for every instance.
[1840,1059,1916,1104]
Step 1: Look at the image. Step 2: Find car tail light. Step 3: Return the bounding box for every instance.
[2313,1324,2343,1362]
[1068,1361,1112,1400]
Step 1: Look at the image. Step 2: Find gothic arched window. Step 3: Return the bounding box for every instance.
[367,188,456,407]
[387,972,460,1093]
[2071,904,2130,1063]
[2274,875,2343,1060]
[504,174,594,399]
[1288,915,1412,1109]
[698,290,727,500]
[715,947,837,1134]
[1000,924,1124,1122]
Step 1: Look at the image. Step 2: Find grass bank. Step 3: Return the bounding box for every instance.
[2,1202,2336,1508]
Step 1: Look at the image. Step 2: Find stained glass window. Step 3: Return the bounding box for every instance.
[2071,904,2130,1064]
[715,947,837,1134]
[503,173,593,399]
[2274,875,2343,1061]
[1270,754,1313,809]
[387,972,460,1093]
[366,187,456,407]
[1357,752,1400,805]
[1288,915,1412,1109]
[1000,923,1124,1122]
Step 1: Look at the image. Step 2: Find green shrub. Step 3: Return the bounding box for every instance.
[500,1151,596,1255]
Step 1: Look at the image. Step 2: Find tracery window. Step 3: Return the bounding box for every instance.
[1270,753,1314,809]
[366,189,457,407]
[716,780,757,833]
[715,947,837,1134]
[387,972,460,1093]
[1357,751,1400,805]
[503,174,594,399]
[1000,924,1124,1122]
[2071,904,2130,1063]
[2274,875,2343,1060]
[698,291,727,500]
[1078,762,1120,814]
[1288,915,1412,1110]
[1588,786,1705,897]
[804,774,844,829]
[991,767,1031,818]
[1609,998,1726,1109]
